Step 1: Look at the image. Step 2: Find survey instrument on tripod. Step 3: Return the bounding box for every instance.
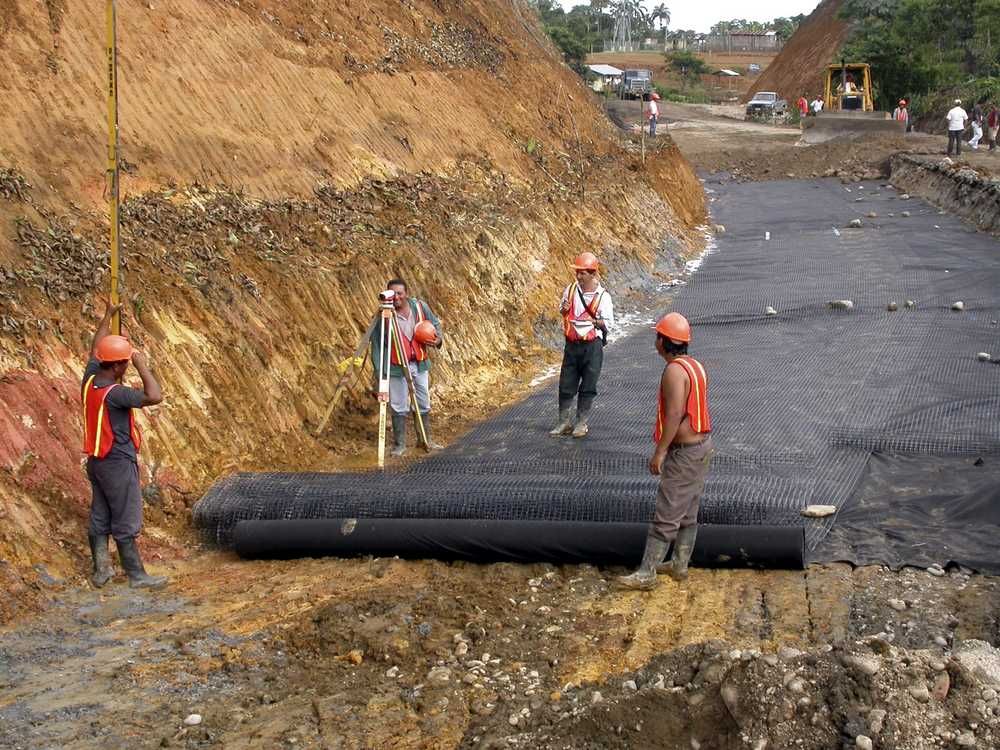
[316,289,433,466]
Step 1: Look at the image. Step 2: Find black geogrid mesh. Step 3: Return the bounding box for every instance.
[194,178,1000,559]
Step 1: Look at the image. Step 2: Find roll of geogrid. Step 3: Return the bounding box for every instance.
[232,518,805,569]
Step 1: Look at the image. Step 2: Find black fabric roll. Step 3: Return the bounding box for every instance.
[233,518,804,569]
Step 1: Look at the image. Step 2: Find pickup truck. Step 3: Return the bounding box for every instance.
[618,69,653,100]
[745,91,788,119]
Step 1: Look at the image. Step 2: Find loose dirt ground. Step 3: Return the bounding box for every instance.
[658,102,1000,181]
[4,103,1000,750]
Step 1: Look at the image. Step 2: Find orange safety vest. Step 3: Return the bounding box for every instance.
[389,301,429,366]
[562,283,605,342]
[82,375,141,458]
[653,355,711,442]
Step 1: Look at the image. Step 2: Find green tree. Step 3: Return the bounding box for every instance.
[651,4,671,31]
[771,15,805,41]
[546,22,590,69]
[666,49,708,87]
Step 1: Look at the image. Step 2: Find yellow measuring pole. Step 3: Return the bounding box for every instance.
[106,0,121,335]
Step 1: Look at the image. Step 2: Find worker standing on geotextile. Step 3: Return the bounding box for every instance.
[619,312,713,590]
[550,252,615,439]
[82,301,167,590]
[370,278,444,457]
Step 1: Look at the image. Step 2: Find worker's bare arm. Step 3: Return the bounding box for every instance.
[131,351,163,407]
[90,301,123,360]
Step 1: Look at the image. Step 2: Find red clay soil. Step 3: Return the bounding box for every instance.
[743,0,852,104]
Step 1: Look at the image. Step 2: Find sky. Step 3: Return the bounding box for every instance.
[558,0,820,34]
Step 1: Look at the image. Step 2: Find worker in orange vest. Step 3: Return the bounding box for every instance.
[550,252,615,438]
[82,301,166,589]
[369,278,444,456]
[619,312,713,590]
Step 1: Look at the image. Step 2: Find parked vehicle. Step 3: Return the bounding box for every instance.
[748,63,761,73]
[618,69,653,100]
[745,91,788,120]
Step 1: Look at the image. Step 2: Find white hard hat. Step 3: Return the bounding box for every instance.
[954,98,962,104]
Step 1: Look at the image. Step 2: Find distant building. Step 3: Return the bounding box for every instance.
[705,31,782,53]
[586,64,623,92]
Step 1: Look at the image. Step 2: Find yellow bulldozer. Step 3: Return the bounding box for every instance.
[801,62,906,144]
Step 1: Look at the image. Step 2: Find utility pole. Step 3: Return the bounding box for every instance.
[106,0,122,334]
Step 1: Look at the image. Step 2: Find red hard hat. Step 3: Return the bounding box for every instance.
[95,335,133,362]
[414,320,437,345]
[898,99,906,105]
[654,312,691,343]
[650,93,661,101]
[570,252,600,272]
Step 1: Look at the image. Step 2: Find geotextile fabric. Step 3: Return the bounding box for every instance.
[194,178,1000,571]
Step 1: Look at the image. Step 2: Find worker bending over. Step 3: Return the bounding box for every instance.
[83,302,166,589]
[550,252,615,438]
[370,278,444,457]
[619,312,713,590]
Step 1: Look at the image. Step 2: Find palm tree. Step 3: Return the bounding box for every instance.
[651,4,671,31]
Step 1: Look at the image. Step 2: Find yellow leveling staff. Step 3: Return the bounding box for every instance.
[106,0,122,335]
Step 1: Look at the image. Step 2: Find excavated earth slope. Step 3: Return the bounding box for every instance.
[0,0,704,616]
[744,0,851,103]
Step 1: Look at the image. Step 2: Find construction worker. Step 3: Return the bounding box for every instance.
[946,99,968,156]
[619,312,713,590]
[83,302,166,589]
[893,99,909,129]
[646,92,661,136]
[370,278,443,457]
[550,252,614,438]
[797,94,809,118]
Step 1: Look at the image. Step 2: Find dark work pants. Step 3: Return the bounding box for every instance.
[87,457,142,541]
[558,339,604,413]
[948,130,963,155]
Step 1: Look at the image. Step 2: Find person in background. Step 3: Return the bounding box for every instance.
[797,94,809,119]
[646,92,661,137]
[892,99,909,130]
[968,100,984,149]
[946,99,968,156]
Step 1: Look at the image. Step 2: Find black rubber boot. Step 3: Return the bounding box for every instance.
[418,412,444,451]
[88,533,113,588]
[658,525,698,581]
[549,408,574,437]
[115,537,168,590]
[391,412,407,457]
[617,536,670,590]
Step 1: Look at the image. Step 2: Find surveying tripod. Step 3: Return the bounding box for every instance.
[315,290,429,468]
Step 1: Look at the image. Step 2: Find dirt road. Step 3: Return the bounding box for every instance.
[658,101,1000,180]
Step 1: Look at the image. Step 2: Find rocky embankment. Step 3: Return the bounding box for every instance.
[889,154,1000,234]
